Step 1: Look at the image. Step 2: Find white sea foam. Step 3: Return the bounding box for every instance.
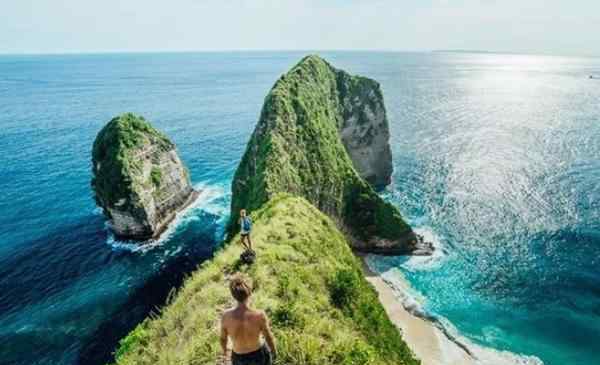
[106,183,229,252]
[365,252,544,365]
[436,318,544,365]
[366,254,430,318]
[402,226,447,271]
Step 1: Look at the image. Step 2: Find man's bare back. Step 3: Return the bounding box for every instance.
[221,306,267,354]
[220,275,276,365]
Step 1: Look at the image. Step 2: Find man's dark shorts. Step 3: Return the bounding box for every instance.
[231,345,272,365]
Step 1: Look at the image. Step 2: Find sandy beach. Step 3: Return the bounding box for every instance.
[360,256,477,365]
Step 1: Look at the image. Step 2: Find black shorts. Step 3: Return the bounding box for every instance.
[241,232,250,237]
[231,345,272,365]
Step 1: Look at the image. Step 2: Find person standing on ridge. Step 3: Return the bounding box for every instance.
[239,209,253,252]
[220,275,277,365]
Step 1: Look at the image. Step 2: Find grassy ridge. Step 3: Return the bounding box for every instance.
[112,195,419,365]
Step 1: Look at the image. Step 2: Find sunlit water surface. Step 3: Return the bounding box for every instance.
[0,52,598,365]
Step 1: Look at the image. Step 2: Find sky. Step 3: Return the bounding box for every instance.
[2,0,600,56]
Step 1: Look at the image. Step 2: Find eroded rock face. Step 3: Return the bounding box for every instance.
[230,55,432,255]
[337,70,393,189]
[91,113,197,240]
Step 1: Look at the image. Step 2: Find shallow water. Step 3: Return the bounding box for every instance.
[0,52,598,365]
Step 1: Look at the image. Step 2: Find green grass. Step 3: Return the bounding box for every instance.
[111,195,419,365]
[229,55,412,250]
[150,167,162,188]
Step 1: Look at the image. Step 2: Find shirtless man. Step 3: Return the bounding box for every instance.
[220,275,276,365]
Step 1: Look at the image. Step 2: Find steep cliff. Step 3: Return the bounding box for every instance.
[336,67,393,188]
[91,113,197,240]
[230,55,429,255]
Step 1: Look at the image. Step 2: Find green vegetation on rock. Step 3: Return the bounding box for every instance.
[91,112,194,239]
[91,113,173,212]
[111,195,419,365]
[150,167,162,188]
[230,55,415,253]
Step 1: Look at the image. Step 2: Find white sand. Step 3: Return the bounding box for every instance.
[360,256,477,365]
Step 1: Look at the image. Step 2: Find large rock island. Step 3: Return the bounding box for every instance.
[230,55,430,255]
[91,113,198,240]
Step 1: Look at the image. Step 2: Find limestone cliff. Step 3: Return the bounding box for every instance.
[230,55,430,255]
[91,113,197,240]
[336,68,393,188]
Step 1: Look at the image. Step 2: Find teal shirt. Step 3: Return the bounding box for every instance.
[240,216,252,233]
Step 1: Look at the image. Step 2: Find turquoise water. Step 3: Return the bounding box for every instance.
[0,52,598,365]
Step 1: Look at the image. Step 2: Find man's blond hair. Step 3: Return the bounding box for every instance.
[229,274,252,302]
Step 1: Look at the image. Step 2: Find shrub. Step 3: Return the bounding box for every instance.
[329,269,360,309]
[150,167,162,187]
[345,342,375,365]
[271,303,303,328]
[114,325,148,360]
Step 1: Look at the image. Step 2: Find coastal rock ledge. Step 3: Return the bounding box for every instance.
[231,55,432,255]
[91,113,198,240]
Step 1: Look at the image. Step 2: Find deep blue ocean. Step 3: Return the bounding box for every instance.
[0,52,599,365]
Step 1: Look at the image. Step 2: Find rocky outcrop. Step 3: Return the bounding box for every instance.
[336,69,393,188]
[91,113,198,240]
[230,55,431,255]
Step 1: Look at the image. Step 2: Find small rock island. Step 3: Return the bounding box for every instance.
[91,113,198,240]
[230,55,431,255]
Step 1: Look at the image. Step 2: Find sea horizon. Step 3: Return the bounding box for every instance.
[1,51,598,365]
[2,49,600,60]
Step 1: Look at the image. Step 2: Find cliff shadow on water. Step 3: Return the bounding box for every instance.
[78,229,218,365]
[0,204,222,365]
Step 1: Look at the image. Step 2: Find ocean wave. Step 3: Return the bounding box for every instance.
[365,254,430,317]
[365,254,544,365]
[105,183,229,253]
[403,226,448,271]
[431,315,544,365]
